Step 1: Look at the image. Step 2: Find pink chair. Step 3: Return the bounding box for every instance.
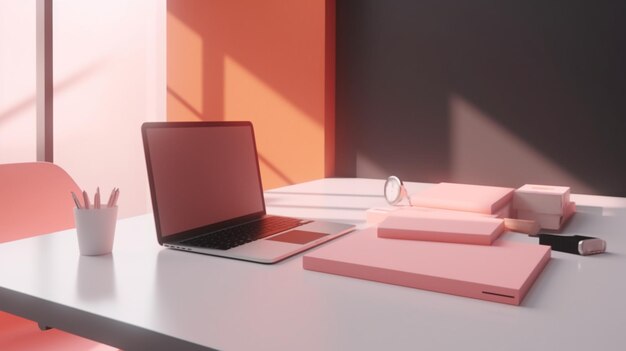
[0,162,116,350]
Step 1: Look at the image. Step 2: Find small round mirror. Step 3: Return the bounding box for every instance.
[384,176,405,205]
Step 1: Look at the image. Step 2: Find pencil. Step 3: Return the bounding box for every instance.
[71,191,82,209]
[82,190,91,209]
[94,187,101,209]
[107,187,117,207]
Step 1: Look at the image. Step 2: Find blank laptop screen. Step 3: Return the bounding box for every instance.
[144,124,265,238]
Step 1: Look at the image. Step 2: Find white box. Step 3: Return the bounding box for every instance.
[513,184,570,215]
[517,202,576,230]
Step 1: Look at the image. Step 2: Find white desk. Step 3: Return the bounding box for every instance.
[1,178,625,350]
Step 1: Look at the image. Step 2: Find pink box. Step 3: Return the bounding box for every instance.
[303,229,551,306]
[409,183,514,215]
[378,211,505,245]
[517,201,576,230]
[513,184,570,215]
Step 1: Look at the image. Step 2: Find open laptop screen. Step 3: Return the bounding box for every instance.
[143,122,265,240]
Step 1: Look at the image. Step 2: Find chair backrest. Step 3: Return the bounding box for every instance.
[0,162,81,243]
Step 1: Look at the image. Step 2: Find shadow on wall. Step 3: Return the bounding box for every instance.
[167,0,331,189]
[336,0,626,196]
[0,61,105,125]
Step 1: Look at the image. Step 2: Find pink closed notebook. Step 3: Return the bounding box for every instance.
[378,211,505,245]
[409,182,514,215]
[366,206,496,225]
[303,229,551,305]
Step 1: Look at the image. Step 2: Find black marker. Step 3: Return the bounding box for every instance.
[537,234,606,256]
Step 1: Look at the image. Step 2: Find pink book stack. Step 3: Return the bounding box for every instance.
[303,182,553,305]
[303,228,550,306]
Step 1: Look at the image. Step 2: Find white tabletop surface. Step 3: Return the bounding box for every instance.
[0,178,625,350]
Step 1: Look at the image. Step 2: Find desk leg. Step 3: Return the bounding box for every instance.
[38,322,52,331]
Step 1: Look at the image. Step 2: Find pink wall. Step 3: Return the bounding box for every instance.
[52,0,166,218]
[0,1,37,163]
[1,1,166,218]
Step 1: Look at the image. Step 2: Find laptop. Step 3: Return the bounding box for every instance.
[141,121,354,263]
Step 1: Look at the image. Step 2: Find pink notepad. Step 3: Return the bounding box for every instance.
[366,206,495,225]
[303,229,551,305]
[409,183,514,215]
[378,211,505,245]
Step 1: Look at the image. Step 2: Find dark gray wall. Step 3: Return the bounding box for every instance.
[335,0,626,196]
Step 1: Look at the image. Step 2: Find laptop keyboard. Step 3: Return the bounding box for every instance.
[180,216,307,250]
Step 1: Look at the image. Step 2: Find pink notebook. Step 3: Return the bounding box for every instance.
[303,229,551,305]
[378,211,505,245]
[409,183,514,215]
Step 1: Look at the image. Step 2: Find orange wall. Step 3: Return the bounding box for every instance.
[167,0,335,189]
